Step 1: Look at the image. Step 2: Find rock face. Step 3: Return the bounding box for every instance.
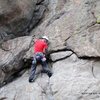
[32,0,100,57]
[0,36,32,86]
[0,0,47,41]
[0,71,51,100]
[66,24,100,57]
[50,51,73,62]
[50,54,100,100]
[1,0,100,100]
[1,53,100,100]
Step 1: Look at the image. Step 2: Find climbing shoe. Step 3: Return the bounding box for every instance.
[47,72,52,77]
[29,78,35,83]
[29,77,36,83]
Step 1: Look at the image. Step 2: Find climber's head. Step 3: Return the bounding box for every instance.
[41,36,49,43]
[42,36,49,41]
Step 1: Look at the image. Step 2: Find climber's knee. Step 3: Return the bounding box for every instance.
[41,57,46,62]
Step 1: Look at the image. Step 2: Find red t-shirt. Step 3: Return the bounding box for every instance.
[34,39,48,53]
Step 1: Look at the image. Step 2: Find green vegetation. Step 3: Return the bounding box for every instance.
[97,16,100,24]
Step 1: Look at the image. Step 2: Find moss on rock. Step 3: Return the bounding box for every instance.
[97,16,100,24]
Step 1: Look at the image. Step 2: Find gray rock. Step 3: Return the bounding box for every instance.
[0,0,46,41]
[24,46,34,59]
[0,36,32,86]
[29,0,100,99]
[32,0,100,58]
[66,24,100,57]
[30,0,70,38]
[0,71,50,100]
[94,0,100,23]
[1,0,100,100]
[50,54,100,100]
[92,60,100,78]
[1,54,100,100]
[42,0,96,52]
[50,51,73,62]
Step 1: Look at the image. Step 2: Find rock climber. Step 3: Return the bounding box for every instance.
[29,36,52,82]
